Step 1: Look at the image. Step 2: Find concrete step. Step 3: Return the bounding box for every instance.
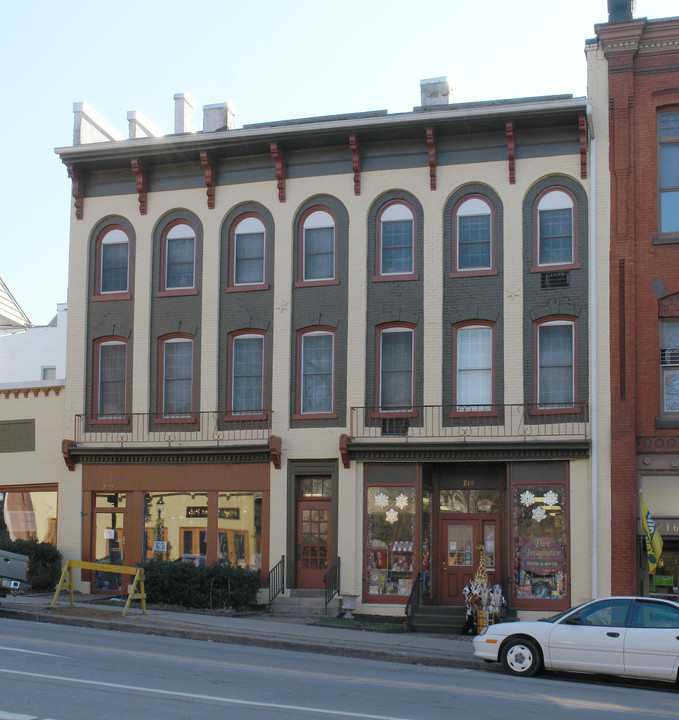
[269,591,340,617]
[410,604,517,633]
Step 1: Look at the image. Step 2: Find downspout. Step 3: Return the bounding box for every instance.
[587,103,598,599]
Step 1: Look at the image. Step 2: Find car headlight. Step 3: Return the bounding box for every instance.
[477,625,489,636]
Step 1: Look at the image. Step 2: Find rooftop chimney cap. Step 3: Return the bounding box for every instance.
[173,93,196,134]
[608,0,636,23]
[420,76,451,107]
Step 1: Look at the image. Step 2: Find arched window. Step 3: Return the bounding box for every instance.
[96,226,130,297]
[298,329,335,415]
[229,332,265,415]
[455,197,492,271]
[162,221,196,290]
[93,338,127,419]
[455,323,493,410]
[378,325,414,411]
[159,335,194,418]
[233,216,266,286]
[536,319,575,407]
[298,207,336,284]
[536,190,575,268]
[378,203,415,277]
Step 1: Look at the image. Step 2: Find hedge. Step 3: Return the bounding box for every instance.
[0,538,63,592]
[142,559,261,611]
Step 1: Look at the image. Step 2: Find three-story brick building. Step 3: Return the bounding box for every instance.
[57,79,606,617]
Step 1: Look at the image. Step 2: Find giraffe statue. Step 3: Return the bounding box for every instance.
[472,543,490,587]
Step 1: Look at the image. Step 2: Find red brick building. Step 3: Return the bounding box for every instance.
[595,1,679,597]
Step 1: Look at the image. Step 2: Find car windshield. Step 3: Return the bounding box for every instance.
[539,601,589,623]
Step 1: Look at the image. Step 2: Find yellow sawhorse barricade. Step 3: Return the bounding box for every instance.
[50,561,146,617]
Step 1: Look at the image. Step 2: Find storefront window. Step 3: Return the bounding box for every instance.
[218,492,262,570]
[439,488,499,513]
[366,486,416,597]
[144,493,207,566]
[512,485,567,601]
[0,489,58,545]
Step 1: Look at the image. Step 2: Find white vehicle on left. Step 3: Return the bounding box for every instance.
[473,595,679,685]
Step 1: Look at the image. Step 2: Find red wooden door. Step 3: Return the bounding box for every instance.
[438,517,499,604]
[296,498,331,588]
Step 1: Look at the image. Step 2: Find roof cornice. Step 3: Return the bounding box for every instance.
[55,96,588,166]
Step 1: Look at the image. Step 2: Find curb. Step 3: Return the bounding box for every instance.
[0,606,479,670]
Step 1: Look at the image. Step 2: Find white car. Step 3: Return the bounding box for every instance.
[473,595,679,684]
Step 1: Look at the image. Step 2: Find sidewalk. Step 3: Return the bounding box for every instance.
[0,592,480,669]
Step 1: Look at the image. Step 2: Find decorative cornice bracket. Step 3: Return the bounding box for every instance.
[62,439,76,471]
[349,135,361,195]
[67,165,84,220]
[339,433,351,469]
[269,143,286,202]
[505,122,516,185]
[426,128,437,191]
[579,116,587,179]
[269,434,282,469]
[130,158,147,215]
[200,151,216,209]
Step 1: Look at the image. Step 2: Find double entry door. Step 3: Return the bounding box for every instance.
[438,516,499,605]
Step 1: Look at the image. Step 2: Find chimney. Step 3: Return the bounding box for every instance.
[202,102,236,132]
[420,77,451,107]
[607,0,635,23]
[127,110,162,139]
[173,93,195,134]
[72,102,124,145]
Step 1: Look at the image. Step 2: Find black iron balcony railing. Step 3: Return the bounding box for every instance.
[75,410,272,445]
[350,404,588,441]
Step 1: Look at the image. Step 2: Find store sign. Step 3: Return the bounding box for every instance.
[519,536,564,576]
[186,506,239,520]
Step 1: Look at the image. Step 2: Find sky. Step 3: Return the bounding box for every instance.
[1,0,677,326]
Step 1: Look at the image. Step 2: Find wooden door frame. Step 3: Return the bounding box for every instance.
[295,496,332,589]
[286,460,338,590]
[436,514,501,605]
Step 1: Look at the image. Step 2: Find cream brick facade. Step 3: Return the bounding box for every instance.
[57,92,603,620]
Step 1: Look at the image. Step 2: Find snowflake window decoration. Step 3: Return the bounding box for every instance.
[395,493,409,510]
[520,490,535,507]
[374,492,389,509]
[385,508,398,524]
[532,506,547,522]
[543,491,559,506]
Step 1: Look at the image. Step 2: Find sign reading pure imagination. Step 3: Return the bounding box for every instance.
[519,537,564,576]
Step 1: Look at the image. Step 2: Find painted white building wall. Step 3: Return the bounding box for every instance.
[0,304,67,384]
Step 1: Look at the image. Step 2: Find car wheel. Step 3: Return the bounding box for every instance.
[501,637,542,677]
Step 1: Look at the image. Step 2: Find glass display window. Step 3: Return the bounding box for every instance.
[144,492,207,566]
[218,492,262,570]
[0,488,58,545]
[512,484,567,605]
[366,486,416,598]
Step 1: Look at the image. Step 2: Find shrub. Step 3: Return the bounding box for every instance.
[142,559,260,611]
[1,539,63,592]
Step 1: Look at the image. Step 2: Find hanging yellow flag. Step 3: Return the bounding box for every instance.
[640,495,663,575]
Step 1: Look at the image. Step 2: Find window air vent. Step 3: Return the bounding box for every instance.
[661,347,679,365]
[541,271,570,289]
[381,417,410,436]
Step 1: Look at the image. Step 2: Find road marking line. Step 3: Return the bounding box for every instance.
[0,669,412,720]
[0,711,38,720]
[1,632,677,716]
[0,646,64,658]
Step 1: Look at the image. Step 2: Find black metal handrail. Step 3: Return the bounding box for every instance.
[404,572,423,632]
[323,557,340,615]
[268,555,285,605]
